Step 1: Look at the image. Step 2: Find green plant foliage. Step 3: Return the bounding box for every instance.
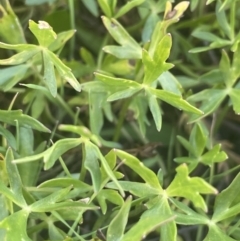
[1,0,240,240]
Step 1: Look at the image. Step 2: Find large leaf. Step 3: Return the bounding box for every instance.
[167,164,218,212]
[0,210,31,241]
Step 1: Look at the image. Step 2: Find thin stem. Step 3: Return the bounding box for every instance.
[97,35,109,69]
[230,0,236,40]
[80,143,87,181]
[68,0,76,59]
[59,156,72,178]
[113,98,132,142]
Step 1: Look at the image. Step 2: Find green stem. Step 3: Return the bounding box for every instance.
[113,98,132,142]
[59,156,72,177]
[230,0,236,40]
[97,35,109,69]
[68,0,75,59]
[80,143,87,181]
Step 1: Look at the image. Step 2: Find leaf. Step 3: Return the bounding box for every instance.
[115,149,162,190]
[0,109,50,132]
[147,93,162,131]
[0,210,31,241]
[102,17,142,59]
[121,197,176,241]
[229,88,240,114]
[0,64,29,91]
[201,144,228,166]
[97,189,124,214]
[204,225,237,241]
[115,0,145,18]
[167,164,218,212]
[83,141,102,193]
[42,49,57,97]
[158,71,182,96]
[82,0,99,17]
[149,88,203,115]
[5,148,26,206]
[47,50,81,92]
[143,34,174,85]
[29,20,57,47]
[170,198,209,225]
[49,30,76,52]
[0,124,16,150]
[213,173,240,222]
[98,0,112,17]
[13,138,83,170]
[189,123,207,157]
[107,196,132,241]
[107,87,141,101]
[106,181,160,198]
[0,48,40,65]
[187,89,227,123]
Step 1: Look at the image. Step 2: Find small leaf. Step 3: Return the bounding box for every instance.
[42,49,57,97]
[190,123,207,157]
[204,225,237,241]
[98,0,112,17]
[82,0,99,17]
[229,89,240,114]
[107,196,132,241]
[47,50,81,92]
[107,87,141,102]
[167,164,218,212]
[147,93,162,131]
[149,88,203,114]
[29,20,57,47]
[102,17,142,59]
[0,48,40,65]
[49,30,76,52]
[115,149,162,190]
[213,173,240,222]
[115,0,145,18]
[0,110,50,132]
[13,138,82,170]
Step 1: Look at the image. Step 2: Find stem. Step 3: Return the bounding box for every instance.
[97,35,109,69]
[68,0,75,59]
[230,0,236,40]
[80,143,87,181]
[59,156,72,177]
[113,98,132,142]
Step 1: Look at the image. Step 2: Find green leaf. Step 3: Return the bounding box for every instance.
[147,93,162,131]
[229,88,240,114]
[0,48,40,65]
[42,49,57,97]
[167,164,218,212]
[149,88,203,115]
[97,189,124,214]
[107,87,141,101]
[106,181,160,197]
[170,198,209,225]
[177,136,196,155]
[201,144,227,166]
[47,50,81,92]
[0,110,50,132]
[0,124,16,150]
[115,0,145,18]
[143,34,174,85]
[29,20,57,47]
[107,196,132,241]
[49,30,76,52]
[98,0,112,17]
[204,225,237,241]
[83,141,102,193]
[187,89,227,123]
[158,71,182,96]
[13,138,82,170]
[82,0,99,17]
[121,197,176,241]
[0,210,31,241]
[115,149,162,190]
[5,148,26,206]
[213,173,240,222]
[0,3,26,44]
[0,65,29,91]
[102,17,142,59]
[190,123,207,157]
